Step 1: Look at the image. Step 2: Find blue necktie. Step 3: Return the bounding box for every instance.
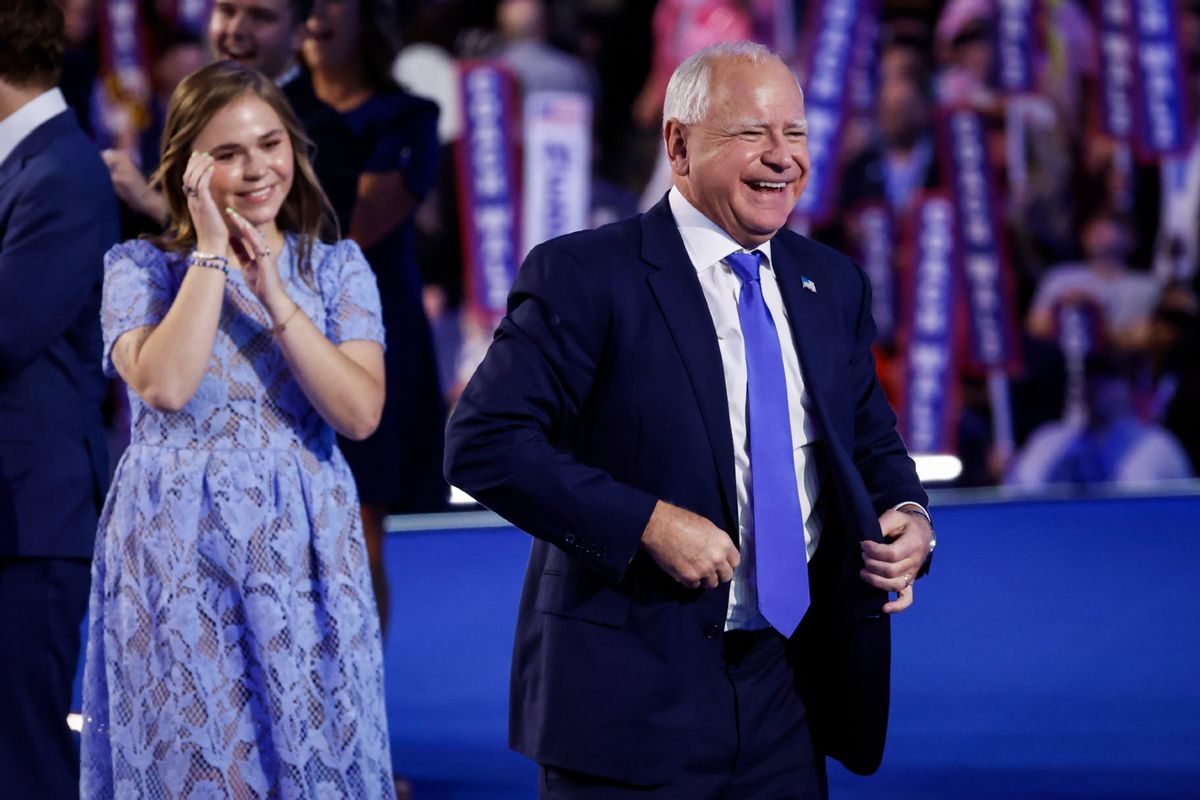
[726,250,809,637]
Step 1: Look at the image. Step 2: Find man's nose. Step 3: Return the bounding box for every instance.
[761,132,791,169]
[226,11,249,38]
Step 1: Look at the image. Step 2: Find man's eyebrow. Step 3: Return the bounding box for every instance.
[726,118,809,133]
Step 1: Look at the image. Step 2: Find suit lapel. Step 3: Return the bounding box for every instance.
[641,200,738,529]
[772,236,839,435]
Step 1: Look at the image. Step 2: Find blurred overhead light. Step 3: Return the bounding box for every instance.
[913,454,963,483]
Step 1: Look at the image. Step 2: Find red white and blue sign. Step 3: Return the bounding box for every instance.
[1131,0,1195,156]
[900,194,960,455]
[996,0,1039,95]
[937,107,1021,374]
[793,0,860,225]
[1095,0,1137,141]
[455,62,522,318]
[852,202,896,344]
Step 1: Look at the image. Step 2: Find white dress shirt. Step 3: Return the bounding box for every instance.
[0,88,68,168]
[668,188,822,631]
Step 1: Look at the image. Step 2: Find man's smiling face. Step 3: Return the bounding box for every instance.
[667,56,810,249]
[208,0,304,80]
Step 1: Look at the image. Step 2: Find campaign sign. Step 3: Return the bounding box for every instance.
[793,0,859,225]
[937,108,1021,373]
[1094,0,1137,140]
[522,91,592,258]
[996,0,1038,94]
[901,195,959,455]
[1131,0,1194,156]
[848,0,880,115]
[100,0,149,102]
[455,62,521,317]
[852,203,896,344]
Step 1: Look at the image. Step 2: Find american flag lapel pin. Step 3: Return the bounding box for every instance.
[802,276,817,293]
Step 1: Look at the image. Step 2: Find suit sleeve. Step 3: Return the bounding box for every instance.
[0,161,117,374]
[445,243,658,583]
[845,261,928,515]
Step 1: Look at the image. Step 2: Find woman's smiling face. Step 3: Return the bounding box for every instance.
[191,92,295,231]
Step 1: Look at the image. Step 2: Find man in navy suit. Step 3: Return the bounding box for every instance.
[446,42,935,798]
[0,1,119,794]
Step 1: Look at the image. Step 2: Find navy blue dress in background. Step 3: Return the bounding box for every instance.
[337,88,447,511]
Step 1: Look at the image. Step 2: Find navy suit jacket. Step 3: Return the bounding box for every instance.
[0,110,119,558]
[445,197,926,783]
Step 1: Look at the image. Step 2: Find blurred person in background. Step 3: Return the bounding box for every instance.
[1152,0,1200,286]
[495,0,597,98]
[1148,282,1200,473]
[0,1,119,795]
[934,0,998,112]
[80,61,393,796]
[102,0,358,236]
[56,0,100,137]
[838,62,938,229]
[136,32,211,199]
[1007,351,1192,488]
[1027,209,1161,351]
[304,0,448,640]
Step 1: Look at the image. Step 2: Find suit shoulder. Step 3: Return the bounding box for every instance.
[532,214,642,266]
[20,141,116,229]
[777,228,857,268]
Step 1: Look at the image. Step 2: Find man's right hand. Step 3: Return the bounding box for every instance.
[641,500,739,590]
[102,149,169,225]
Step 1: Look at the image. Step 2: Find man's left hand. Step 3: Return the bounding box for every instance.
[860,509,933,614]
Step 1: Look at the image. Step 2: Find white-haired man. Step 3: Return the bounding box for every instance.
[446,42,934,798]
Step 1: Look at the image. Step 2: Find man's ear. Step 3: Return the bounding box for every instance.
[664,120,689,176]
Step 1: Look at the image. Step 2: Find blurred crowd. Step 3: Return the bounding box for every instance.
[54,0,1200,493]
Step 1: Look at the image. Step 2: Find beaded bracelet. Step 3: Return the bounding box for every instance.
[187,251,229,275]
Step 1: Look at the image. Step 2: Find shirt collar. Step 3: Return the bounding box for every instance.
[0,88,68,168]
[668,186,774,274]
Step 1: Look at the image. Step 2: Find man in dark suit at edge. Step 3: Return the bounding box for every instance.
[445,42,935,798]
[0,2,119,795]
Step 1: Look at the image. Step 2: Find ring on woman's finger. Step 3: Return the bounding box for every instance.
[184,185,198,197]
[257,247,271,259]
[900,573,911,589]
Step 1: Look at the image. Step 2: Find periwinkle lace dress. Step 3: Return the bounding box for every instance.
[81,236,395,799]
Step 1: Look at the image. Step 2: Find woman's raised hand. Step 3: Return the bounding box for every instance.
[182,152,228,254]
[224,206,292,319]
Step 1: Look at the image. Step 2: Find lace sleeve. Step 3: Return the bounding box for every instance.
[100,241,175,377]
[319,239,386,348]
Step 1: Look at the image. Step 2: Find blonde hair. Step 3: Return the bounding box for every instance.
[662,41,801,128]
[150,61,338,284]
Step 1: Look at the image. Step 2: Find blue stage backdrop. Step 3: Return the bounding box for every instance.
[381,493,1200,799]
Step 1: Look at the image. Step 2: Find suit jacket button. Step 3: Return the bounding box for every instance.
[703,624,720,639]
